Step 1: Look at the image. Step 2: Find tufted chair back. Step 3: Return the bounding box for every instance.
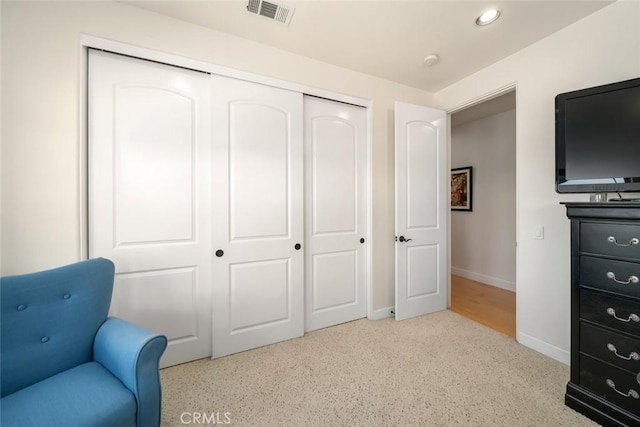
[1,258,115,397]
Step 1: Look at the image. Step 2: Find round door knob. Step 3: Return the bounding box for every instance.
[295,243,301,250]
[215,250,224,257]
[360,238,365,244]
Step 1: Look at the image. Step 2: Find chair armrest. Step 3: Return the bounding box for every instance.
[94,317,167,427]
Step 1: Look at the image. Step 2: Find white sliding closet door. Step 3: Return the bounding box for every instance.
[211,76,304,358]
[304,97,367,332]
[88,50,213,367]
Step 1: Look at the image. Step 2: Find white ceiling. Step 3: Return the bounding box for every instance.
[125,0,613,92]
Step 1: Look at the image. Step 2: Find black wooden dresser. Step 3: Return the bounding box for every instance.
[564,203,640,426]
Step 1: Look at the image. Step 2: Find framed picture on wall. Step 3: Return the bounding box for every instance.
[451,166,472,211]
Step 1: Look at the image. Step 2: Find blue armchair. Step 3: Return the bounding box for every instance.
[1,258,167,427]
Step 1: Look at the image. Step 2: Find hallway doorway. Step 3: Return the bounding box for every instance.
[449,90,517,337]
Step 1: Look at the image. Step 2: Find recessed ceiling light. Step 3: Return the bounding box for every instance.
[476,9,501,26]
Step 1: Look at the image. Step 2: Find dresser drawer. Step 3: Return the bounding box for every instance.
[581,222,640,261]
[579,355,640,416]
[580,322,640,373]
[580,289,640,336]
[580,256,640,299]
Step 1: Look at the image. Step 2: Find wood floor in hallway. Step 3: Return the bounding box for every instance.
[450,275,516,338]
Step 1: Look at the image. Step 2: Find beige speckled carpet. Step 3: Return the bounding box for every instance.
[160,310,597,426]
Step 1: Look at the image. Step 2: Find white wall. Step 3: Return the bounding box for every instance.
[0,1,434,311]
[451,109,516,292]
[436,1,640,363]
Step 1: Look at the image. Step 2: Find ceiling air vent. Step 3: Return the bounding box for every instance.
[247,0,295,26]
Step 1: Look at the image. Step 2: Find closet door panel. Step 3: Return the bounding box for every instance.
[229,259,290,331]
[212,76,304,358]
[312,118,357,235]
[230,103,289,240]
[115,86,195,244]
[88,49,213,368]
[312,250,358,311]
[304,96,367,332]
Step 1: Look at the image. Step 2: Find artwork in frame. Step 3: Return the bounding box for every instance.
[451,166,472,211]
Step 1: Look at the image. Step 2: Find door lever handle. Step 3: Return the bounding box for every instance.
[398,236,412,243]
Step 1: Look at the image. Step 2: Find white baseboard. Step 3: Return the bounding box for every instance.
[451,267,516,292]
[518,332,570,365]
[368,306,394,320]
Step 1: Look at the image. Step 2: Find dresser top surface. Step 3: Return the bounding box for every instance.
[562,202,640,207]
[562,202,640,220]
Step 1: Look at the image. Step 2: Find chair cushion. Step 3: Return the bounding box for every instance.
[0,362,136,427]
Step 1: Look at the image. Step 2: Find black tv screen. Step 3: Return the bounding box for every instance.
[555,77,640,194]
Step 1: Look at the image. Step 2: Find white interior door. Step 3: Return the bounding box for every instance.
[211,76,304,358]
[88,50,212,367]
[394,101,448,320]
[304,96,367,332]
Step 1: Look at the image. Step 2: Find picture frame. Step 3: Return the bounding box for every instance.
[451,166,472,211]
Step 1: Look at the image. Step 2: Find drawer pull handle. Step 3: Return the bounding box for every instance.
[606,308,640,323]
[607,236,640,247]
[606,272,639,285]
[605,379,639,399]
[607,344,640,361]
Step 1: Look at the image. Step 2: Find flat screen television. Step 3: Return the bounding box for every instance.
[555,77,640,196]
